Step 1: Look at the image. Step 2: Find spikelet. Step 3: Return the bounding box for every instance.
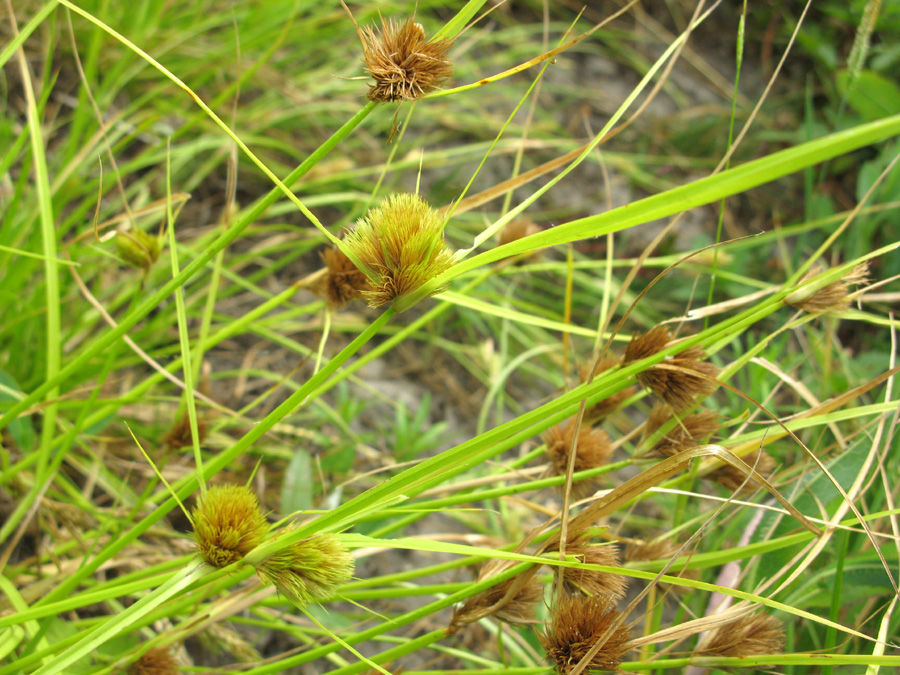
[163,411,208,450]
[192,485,269,569]
[448,558,543,632]
[708,449,775,493]
[358,16,453,102]
[549,534,627,601]
[313,246,370,309]
[642,404,719,457]
[127,646,178,675]
[542,420,613,500]
[623,326,719,411]
[785,263,869,313]
[539,594,631,674]
[256,530,354,605]
[342,193,456,307]
[498,218,543,264]
[115,227,161,274]
[694,612,785,661]
[578,355,636,421]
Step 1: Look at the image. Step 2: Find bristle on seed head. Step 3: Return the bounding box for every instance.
[642,404,719,457]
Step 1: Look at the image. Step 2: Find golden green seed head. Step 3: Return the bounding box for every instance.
[256,532,354,605]
[342,193,455,307]
[114,227,161,273]
[192,485,270,569]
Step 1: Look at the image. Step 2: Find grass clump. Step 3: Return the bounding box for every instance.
[2,1,899,674]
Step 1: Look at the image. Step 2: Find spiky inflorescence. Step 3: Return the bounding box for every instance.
[642,404,720,457]
[539,594,631,674]
[126,647,179,675]
[256,532,354,605]
[550,535,628,601]
[623,538,698,591]
[695,612,785,659]
[785,263,869,313]
[543,420,613,500]
[578,355,636,421]
[342,193,456,307]
[314,246,370,308]
[360,17,453,102]
[498,218,543,263]
[449,559,544,633]
[192,485,269,569]
[163,411,208,450]
[115,227,161,273]
[708,449,775,492]
[623,326,719,411]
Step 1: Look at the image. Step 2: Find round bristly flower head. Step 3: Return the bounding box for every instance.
[313,246,370,309]
[127,646,178,675]
[548,534,627,601]
[623,326,719,411]
[695,612,785,660]
[449,558,544,633]
[359,17,454,102]
[343,193,456,307]
[539,594,631,674]
[256,532,354,605]
[192,485,270,569]
[542,420,613,500]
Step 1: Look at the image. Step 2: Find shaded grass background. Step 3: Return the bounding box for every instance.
[1,0,900,674]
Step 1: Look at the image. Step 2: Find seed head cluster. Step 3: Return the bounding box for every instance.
[449,559,543,632]
[314,246,370,309]
[786,263,869,313]
[256,531,355,605]
[624,326,719,411]
[126,647,178,675]
[543,420,613,499]
[550,535,627,601]
[343,193,456,307]
[539,594,631,674]
[192,485,269,569]
[360,17,454,102]
[695,612,785,660]
[642,404,720,457]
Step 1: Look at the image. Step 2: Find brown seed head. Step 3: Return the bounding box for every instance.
[578,355,636,421]
[642,404,719,457]
[343,193,456,307]
[550,535,627,601]
[708,449,775,493]
[695,612,785,660]
[539,594,631,674]
[785,263,869,313]
[623,538,698,591]
[449,559,544,632]
[192,485,269,569]
[543,420,613,500]
[163,412,208,450]
[359,17,453,102]
[256,531,354,605]
[314,246,370,309]
[498,218,543,263]
[127,647,178,675]
[623,326,719,410]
